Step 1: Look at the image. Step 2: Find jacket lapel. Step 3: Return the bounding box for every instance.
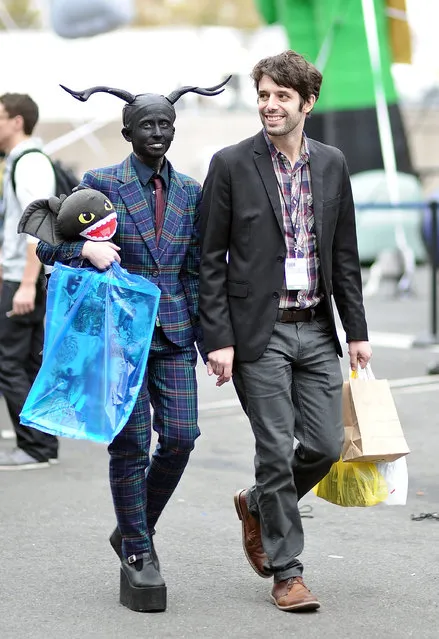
[253,131,284,235]
[156,164,187,261]
[307,139,324,248]
[117,156,160,265]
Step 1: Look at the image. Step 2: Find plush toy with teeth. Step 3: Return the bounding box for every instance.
[17,188,118,246]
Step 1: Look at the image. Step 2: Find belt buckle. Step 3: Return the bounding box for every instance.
[282,308,298,322]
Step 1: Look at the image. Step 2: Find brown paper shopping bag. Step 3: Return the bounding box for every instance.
[342,367,410,463]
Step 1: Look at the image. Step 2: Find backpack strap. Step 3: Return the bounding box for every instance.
[10,148,49,193]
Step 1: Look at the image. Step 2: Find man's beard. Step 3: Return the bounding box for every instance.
[263,118,298,137]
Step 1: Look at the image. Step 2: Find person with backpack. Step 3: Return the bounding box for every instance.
[0,93,59,469]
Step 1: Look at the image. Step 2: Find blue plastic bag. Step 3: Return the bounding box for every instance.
[20,261,160,443]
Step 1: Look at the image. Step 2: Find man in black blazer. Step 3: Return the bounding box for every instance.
[199,50,372,612]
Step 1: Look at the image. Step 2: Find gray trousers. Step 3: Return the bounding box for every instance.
[233,316,344,583]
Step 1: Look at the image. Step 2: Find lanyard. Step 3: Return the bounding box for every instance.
[275,163,303,253]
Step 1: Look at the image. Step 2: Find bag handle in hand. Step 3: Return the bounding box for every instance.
[350,363,375,381]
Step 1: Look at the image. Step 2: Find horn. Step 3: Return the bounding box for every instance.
[60,84,136,104]
[166,75,232,105]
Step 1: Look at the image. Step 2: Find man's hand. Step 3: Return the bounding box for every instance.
[12,282,36,315]
[207,346,235,387]
[82,241,121,270]
[348,340,372,370]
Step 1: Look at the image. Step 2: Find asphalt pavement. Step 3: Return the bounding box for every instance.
[1,265,439,639]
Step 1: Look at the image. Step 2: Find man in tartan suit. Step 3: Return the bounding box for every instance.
[36,78,230,613]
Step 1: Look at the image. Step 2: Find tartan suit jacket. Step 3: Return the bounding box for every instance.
[36,154,205,357]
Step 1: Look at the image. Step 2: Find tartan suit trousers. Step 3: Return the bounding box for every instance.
[108,327,200,558]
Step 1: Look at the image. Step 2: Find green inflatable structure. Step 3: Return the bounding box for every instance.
[254,0,413,175]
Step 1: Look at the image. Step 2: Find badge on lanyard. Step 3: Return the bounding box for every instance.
[285,257,309,290]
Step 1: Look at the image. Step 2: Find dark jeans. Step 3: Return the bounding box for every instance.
[233,317,344,582]
[0,279,58,461]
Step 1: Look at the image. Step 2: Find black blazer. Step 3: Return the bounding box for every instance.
[199,131,368,362]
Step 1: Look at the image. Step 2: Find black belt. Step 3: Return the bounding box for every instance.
[277,305,324,323]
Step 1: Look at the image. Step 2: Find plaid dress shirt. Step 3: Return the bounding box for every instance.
[264,130,322,309]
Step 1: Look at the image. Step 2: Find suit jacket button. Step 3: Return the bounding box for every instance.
[272,292,279,299]
[152,270,159,277]
[277,256,285,263]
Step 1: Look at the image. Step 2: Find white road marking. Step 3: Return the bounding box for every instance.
[0,429,14,439]
[337,328,439,351]
[198,374,439,412]
[368,331,416,350]
[199,399,241,412]
[394,383,439,395]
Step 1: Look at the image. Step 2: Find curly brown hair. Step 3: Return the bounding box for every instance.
[251,50,322,110]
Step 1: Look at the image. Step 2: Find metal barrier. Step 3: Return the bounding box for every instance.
[413,200,438,347]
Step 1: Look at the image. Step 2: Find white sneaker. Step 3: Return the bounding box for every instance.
[0,448,50,470]
[0,429,15,440]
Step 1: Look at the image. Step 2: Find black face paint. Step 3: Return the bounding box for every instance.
[122,102,175,170]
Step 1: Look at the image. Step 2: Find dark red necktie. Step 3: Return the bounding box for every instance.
[153,175,165,243]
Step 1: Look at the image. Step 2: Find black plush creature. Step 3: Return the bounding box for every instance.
[18,188,117,246]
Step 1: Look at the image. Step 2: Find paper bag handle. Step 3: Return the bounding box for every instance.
[350,363,375,381]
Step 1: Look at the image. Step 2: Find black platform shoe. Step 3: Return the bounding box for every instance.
[109,527,160,572]
[120,552,166,612]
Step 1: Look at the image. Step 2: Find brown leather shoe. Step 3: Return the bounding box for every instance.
[271,576,320,612]
[234,488,271,578]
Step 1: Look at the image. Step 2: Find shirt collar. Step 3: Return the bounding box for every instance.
[131,153,170,188]
[263,129,310,165]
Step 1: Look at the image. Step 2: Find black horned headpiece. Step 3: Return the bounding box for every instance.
[60,77,232,126]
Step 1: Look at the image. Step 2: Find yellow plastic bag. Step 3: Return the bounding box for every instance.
[313,458,389,507]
